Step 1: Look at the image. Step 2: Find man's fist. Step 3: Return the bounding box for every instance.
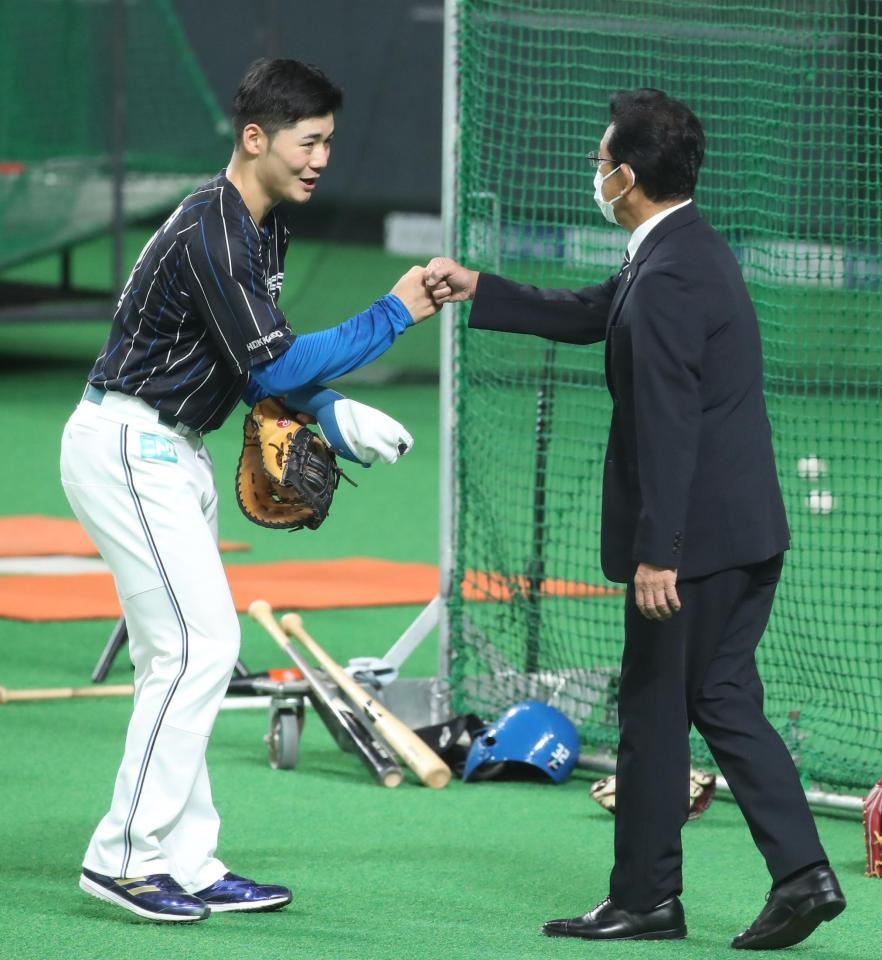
[425,256,479,304]
[390,266,439,324]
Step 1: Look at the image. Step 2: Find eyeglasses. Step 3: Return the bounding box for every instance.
[586,154,617,169]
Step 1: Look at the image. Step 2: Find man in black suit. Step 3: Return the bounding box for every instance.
[426,89,845,949]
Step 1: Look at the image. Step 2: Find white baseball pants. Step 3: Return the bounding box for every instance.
[60,390,239,891]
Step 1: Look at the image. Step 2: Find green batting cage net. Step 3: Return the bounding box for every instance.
[0,0,229,271]
[447,0,882,794]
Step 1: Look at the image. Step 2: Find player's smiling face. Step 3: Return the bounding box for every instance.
[263,114,335,204]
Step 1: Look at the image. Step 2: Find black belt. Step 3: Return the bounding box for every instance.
[84,384,198,436]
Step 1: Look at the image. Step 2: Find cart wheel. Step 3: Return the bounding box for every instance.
[268,710,301,770]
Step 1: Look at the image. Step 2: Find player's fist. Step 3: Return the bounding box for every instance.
[390,266,439,324]
[425,257,479,304]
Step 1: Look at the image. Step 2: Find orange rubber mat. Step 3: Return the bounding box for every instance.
[0,557,620,621]
[0,515,249,557]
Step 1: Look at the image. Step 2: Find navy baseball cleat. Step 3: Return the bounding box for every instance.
[194,872,293,912]
[79,867,210,922]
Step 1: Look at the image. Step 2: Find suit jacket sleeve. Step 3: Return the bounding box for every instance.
[467,272,618,345]
[629,268,704,569]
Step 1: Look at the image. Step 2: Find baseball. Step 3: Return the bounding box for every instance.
[805,490,835,514]
[797,454,828,481]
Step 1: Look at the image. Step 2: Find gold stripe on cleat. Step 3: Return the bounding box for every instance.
[116,877,147,886]
[127,885,162,895]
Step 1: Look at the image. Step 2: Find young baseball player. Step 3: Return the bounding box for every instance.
[60,57,437,923]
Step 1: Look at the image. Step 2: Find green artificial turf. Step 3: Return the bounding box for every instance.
[0,696,877,960]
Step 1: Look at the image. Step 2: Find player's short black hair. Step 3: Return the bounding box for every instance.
[606,89,704,201]
[232,58,343,142]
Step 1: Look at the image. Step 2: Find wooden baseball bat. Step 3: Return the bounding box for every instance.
[0,684,133,705]
[280,612,452,789]
[248,601,403,788]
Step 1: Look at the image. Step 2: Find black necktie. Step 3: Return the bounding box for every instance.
[618,250,631,278]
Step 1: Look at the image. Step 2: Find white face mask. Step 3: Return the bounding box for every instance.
[593,165,629,224]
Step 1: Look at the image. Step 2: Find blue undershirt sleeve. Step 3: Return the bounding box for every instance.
[249,294,413,395]
[242,376,269,407]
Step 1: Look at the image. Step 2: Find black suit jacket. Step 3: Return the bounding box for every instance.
[467,204,789,583]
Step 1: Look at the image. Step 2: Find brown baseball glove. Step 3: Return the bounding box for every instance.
[590,767,717,820]
[235,397,349,531]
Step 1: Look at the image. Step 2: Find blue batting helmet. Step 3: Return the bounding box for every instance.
[462,700,580,784]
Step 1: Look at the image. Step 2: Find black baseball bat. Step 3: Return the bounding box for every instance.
[249,601,403,788]
[226,668,304,696]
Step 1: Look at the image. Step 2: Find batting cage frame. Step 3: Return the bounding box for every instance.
[388,0,882,814]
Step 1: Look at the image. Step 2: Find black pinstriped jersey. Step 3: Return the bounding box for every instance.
[89,172,295,432]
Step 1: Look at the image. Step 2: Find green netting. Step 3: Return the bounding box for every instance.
[448,0,882,793]
[0,0,230,271]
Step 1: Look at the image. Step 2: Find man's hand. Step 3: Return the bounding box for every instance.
[425,256,479,304]
[634,563,681,621]
[390,266,441,324]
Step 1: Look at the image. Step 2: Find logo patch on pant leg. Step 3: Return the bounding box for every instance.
[140,433,178,463]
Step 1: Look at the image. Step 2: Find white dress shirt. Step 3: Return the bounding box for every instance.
[626,198,693,262]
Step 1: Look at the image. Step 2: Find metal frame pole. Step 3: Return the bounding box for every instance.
[577,754,864,815]
[438,0,459,680]
[525,343,556,673]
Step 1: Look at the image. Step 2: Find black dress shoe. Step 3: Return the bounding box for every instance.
[731,865,846,950]
[542,895,686,941]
